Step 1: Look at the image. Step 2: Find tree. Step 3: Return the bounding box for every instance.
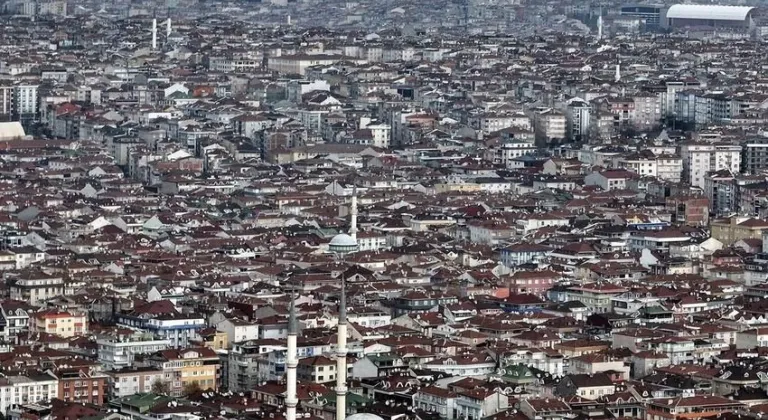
[151,378,171,395]
[183,381,202,397]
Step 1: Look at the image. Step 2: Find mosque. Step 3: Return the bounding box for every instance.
[284,189,385,420]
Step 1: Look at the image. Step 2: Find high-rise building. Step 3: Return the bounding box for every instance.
[12,84,39,125]
[743,137,768,174]
[680,142,742,189]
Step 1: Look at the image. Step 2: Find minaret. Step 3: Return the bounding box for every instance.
[151,18,158,50]
[350,187,358,243]
[166,18,172,38]
[597,14,603,40]
[336,280,348,420]
[286,294,299,420]
[615,59,621,83]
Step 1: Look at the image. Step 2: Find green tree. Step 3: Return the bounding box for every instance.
[183,381,202,397]
[151,378,171,395]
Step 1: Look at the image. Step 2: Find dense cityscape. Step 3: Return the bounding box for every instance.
[0,0,768,420]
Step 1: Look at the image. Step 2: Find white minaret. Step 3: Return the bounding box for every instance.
[336,281,348,420]
[287,15,291,26]
[615,59,621,83]
[166,18,172,37]
[286,294,299,420]
[350,187,358,243]
[151,18,158,50]
[597,14,603,40]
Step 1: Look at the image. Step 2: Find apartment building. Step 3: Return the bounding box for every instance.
[50,367,108,405]
[296,355,337,384]
[680,142,742,189]
[97,334,171,370]
[565,97,591,142]
[0,374,58,415]
[533,108,566,145]
[148,347,221,397]
[31,310,87,338]
[742,137,768,174]
[9,272,64,305]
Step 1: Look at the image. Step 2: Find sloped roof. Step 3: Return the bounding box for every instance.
[0,122,25,141]
[666,4,754,21]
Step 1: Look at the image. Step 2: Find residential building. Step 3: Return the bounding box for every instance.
[148,347,221,396]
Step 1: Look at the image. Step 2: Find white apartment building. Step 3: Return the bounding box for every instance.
[9,273,64,305]
[613,154,683,182]
[633,93,661,130]
[611,292,662,316]
[361,121,391,149]
[468,112,531,135]
[680,143,742,189]
[286,79,330,103]
[566,98,591,141]
[13,84,38,117]
[0,374,58,415]
[106,367,165,399]
[97,336,172,370]
[656,155,684,182]
[488,141,537,168]
[614,155,658,177]
[534,108,566,145]
[423,356,496,376]
[216,318,260,344]
[267,54,364,75]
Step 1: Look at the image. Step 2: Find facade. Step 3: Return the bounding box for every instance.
[52,367,108,406]
[12,84,38,125]
[31,310,87,337]
[680,143,742,189]
[565,98,591,142]
[297,355,337,384]
[0,374,58,415]
[98,335,172,370]
[115,313,205,348]
[148,347,221,396]
[9,273,64,305]
[534,108,566,145]
[743,137,768,174]
[105,367,165,399]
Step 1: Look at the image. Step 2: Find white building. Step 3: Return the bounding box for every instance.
[614,154,658,178]
[216,318,260,344]
[566,98,591,141]
[0,374,59,415]
[13,84,38,118]
[423,355,496,376]
[97,336,172,370]
[736,328,768,349]
[359,117,391,149]
[534,108,566,145]
[680,143,742,189]
[9,273,64,305]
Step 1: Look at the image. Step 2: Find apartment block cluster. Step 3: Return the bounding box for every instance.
[0,1,768,420]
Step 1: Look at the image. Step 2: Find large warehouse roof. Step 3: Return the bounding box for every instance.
[666,4,755,21]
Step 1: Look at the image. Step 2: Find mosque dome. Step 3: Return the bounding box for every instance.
[346,414,385,420]
[329,233,358,254]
